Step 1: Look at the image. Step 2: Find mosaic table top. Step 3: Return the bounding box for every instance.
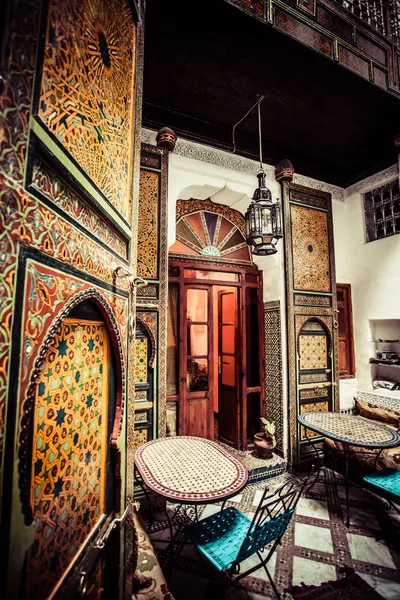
[298,412,400,448]
[135,436,248,503]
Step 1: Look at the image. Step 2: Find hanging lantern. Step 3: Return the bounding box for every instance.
[245,172,283,256]
[233,96,283,256]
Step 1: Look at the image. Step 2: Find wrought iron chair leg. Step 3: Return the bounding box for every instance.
[134,470,154,527]
[305,431,322,492]
[257,550,281,600]
[344,444,350,528]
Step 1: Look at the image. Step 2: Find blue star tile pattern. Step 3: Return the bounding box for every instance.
[28,319,109,598]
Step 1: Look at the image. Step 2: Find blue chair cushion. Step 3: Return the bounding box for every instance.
[186,505,295,572]
[363,469,400,499]
[186,507,251,572]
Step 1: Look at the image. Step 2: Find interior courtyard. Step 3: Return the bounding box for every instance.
[1,0,400,598]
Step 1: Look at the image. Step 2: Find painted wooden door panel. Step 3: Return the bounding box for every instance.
[283,183,339,466]
[183,286,214,440]
[0,0,142,597]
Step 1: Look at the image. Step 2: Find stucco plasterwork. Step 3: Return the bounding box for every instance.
[141,129,345,203]
[345,164,399,197]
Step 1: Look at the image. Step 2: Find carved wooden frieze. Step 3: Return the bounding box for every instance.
[224,0,400,96]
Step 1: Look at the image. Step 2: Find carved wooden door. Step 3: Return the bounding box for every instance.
[23,305,125,600]
[282,183,339,466]
[1,0,142,598]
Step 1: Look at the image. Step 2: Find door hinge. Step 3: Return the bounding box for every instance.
[94,505,131,550]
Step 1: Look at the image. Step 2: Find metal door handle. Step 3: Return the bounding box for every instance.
[94,505,131,550]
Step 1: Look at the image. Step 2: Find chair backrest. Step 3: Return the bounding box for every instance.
[236,468,313,564]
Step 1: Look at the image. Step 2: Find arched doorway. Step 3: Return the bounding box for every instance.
[167,199,265,450]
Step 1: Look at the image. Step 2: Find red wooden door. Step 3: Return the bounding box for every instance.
[181,285,214,439]
[218,290,240,447]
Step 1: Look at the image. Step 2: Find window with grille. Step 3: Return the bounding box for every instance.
[363,179,400,242]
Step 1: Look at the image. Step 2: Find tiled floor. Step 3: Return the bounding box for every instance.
[145,470,400,599]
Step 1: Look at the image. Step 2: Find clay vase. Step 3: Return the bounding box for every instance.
[254,433,276,459]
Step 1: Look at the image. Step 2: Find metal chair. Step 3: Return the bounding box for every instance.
[186,468,313,599]
[363,468,400,534]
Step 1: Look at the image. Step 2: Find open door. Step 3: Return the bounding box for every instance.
[183,286,214,439]
[218,290,240,447]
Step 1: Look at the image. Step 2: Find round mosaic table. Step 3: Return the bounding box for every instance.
[135,436,248,504]
[298,412,400,526]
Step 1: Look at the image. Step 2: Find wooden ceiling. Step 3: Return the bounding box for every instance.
[142,0,400,187]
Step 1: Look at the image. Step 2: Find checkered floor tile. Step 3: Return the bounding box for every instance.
[141,470,400,599]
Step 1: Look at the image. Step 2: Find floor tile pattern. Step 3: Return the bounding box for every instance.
[143,470,400,599]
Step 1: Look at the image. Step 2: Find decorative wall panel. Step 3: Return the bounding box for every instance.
[300,372,328,383]
[134,337,149,383]
[225,0,400,96]
[133,321,153,448]
[0,0,143,595]
[291,204,330,293]
[294,293,331,307]
[282,182,338,466]
[36,0,136,221]
[130,143,169,456]
[264,301,284,454]
[300,401,329,440]
[27,319,109,599]
[299,334,327,370]
[133,429,148,449]
[29,158,129,260]
[137,169,159,278]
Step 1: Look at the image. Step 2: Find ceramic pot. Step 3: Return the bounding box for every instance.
[254,432,276,459]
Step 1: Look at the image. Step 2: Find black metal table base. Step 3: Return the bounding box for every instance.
[134,470,228,581]
[305,432,385,527]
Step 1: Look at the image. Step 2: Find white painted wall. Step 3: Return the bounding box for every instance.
[344,173,400,393]
[331,198,357,408]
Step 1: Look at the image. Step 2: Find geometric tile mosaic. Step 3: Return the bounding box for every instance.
[299,334,327,370]
[28,319,109,599]
[264,302,284,453]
